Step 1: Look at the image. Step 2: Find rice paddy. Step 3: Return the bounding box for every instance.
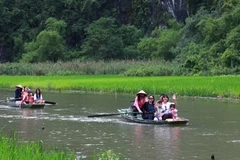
[0,75,239,98]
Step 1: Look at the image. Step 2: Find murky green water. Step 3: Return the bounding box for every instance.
[0,90,240,159]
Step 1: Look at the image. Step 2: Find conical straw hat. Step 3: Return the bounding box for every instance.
[16,84,23,88]
[136,90,147,96]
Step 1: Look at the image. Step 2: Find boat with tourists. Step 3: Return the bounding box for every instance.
[117,109,189,125]
[7,97,45,109]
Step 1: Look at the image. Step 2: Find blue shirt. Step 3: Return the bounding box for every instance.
[15,89,21,99]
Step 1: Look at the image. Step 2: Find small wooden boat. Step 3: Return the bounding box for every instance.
[7,98,45,109]
[118,109,189,125]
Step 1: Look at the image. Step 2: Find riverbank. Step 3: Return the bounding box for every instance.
[0,133,75,160]
[0,133,122,160]
[0,75,239,98]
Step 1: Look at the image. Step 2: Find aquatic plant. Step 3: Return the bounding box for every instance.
[93,150,122,160]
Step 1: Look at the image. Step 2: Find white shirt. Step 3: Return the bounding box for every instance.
[34,94,43,100]
[155,107,164,120]
[162,102,174,114]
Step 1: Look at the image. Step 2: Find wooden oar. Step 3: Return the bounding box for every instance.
[87,111,146,118]
[45,101,56,105]
[87,113,121,117]
[0,100,6,103]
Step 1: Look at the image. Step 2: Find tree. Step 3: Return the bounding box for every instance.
[81,17,124,59]
[137,19,182,60]
[45,17,67,37]
[21,18,66,62]
[119,25,144,59]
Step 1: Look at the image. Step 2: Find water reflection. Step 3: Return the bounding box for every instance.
[18,109,45,140]
[153,126,181,159]
[126,124,182,160]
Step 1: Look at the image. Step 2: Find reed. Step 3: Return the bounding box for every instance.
[0,60,184,76]
[0,133,75,160]
[0,75,239,98]
[0,60,239,76]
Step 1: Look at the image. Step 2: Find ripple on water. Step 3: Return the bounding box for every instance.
[0,113,190,126]
[227,140,240,143]
[221,121,239,124]
[0,105,12,109]
[202,133,216,136]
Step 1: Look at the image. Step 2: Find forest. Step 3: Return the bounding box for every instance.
[1,0,240,76]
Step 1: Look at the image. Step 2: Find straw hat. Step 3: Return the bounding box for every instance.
[16,84,23,88]
[136,90,147,96]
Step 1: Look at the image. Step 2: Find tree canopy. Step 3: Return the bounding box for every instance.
[1,0,240,75]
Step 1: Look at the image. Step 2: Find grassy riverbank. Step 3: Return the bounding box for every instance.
[0,75,240,98]
[0,133,75,160]
[0,133,122,160]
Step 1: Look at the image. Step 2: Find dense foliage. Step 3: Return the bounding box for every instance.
[1,0,240,75]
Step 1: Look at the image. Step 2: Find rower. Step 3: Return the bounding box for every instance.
[15,84,23,99]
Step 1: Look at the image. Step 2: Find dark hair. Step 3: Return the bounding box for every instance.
[170,104,176,109]
[161,94,169,101]
[148,95,155,104]
[18,88,22,92]
[35,88,41,93]
[137,94,146,101]
[157,100,162,104]
[35,88,42,99]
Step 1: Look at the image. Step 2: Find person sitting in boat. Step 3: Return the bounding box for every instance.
[142,95,155,120]
[170,104,178,120]
[161,94,177,120]
[131,90,148,117]
[34,88,45,104]
[15,84,23,99]
[154,100,165,121]
[21,86,29,99]
[21,90,34,104]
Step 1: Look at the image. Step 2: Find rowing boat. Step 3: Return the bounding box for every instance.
[118,109,189,125]
[7,98,45,109]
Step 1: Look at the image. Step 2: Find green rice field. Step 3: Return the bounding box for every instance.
[0,75,240,98]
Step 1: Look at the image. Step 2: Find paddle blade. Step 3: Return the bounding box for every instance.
[45,101,56,105]
[87,113,120,118]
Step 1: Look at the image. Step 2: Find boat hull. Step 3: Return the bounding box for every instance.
[7,98,45,109]
[118,109,189,125]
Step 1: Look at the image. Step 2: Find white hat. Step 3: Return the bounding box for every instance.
[16,84,23,88]
[136,90,147,96]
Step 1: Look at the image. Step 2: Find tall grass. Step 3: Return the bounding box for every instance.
[0,133,123,160]
[1,60,239,76]
[0,60,184,76]
[0,133,75,160]
[0,75,239,98]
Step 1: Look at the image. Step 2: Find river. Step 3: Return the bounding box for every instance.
[0,90,240,159]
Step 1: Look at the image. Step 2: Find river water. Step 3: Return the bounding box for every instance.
[0,90,240,160]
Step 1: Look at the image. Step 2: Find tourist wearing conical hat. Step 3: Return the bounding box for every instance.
[15,84,23,99]
[131,90,148,116]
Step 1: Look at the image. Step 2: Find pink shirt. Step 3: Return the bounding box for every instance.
[171,109,178,118]
[133,96,146,109]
